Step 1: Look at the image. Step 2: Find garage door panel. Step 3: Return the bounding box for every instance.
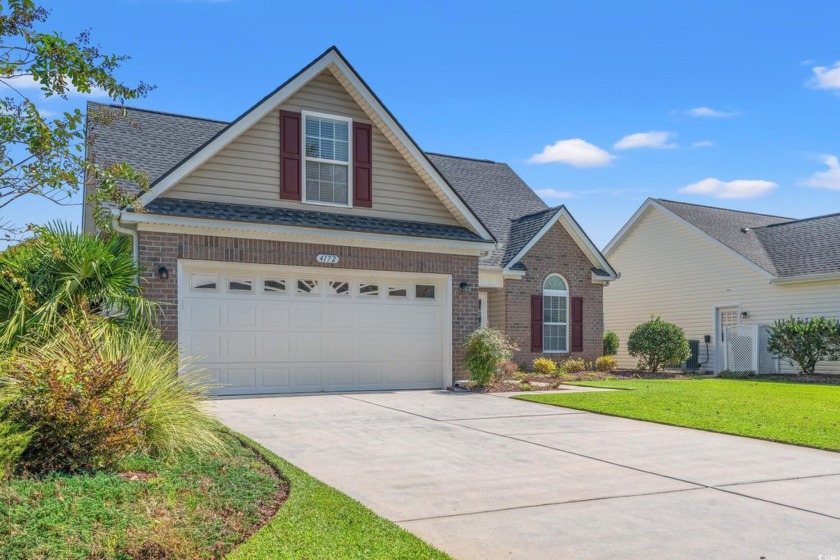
[294,307,322,328]
[180,264,447,395]
[260,306,290,327]
[226,336,257,360]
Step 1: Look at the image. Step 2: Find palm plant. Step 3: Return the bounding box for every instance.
[0,222,157,351]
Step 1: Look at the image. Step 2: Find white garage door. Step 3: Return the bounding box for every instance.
[179,261,450,395]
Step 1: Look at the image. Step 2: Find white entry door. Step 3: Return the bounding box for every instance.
[179,261,450,395]
[716,306,740,372]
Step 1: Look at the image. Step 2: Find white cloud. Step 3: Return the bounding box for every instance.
[810,61,840,91]
[801,154,840,190]
[614,131,676,151]
[1,74,108,98]
[679,178,777,199]
[528,139,613,167]
[685,106,741,118]
[534,188,578,200]
[692,140,715,148]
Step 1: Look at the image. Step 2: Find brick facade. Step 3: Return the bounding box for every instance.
[137,231,480,380]
[502,222,604,366]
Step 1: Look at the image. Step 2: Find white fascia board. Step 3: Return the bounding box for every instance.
[603,198,655,256]
[502,208,618,280]
[478,267,505,288]
[769,272,840,285]
[136,48,494,244]
[120,212,494,255]
[647,200,777,281]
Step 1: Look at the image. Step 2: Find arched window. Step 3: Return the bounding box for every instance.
[543,274,568,353]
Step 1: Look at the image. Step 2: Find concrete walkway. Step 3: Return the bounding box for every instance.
[213,390,840,559]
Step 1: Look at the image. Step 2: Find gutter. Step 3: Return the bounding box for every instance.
[111,210,139,265]
[769,272,840,285]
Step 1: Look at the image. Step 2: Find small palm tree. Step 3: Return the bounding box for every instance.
[0,222,157,351]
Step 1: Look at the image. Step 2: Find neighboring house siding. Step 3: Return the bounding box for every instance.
[487,288,506,332]
[137,231,479,380]
[604,207,840,374]
[164,70,459,226]
[505,222,604,366]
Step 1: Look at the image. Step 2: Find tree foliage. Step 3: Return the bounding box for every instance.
[767,316,840,375]
[0,221,157,351]
[627,316,690,373]
[0,0,152,237]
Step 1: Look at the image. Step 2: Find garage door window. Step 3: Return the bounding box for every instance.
[263,279,286,294]
[297,279,320,295]
[389,285,408,298]
[191,274,217,291]
[328,281,350,296]
[228,277,253,292]
[359,283,379,297]
[415,285,435,299]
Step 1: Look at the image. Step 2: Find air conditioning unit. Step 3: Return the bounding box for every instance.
[683,339,700,371]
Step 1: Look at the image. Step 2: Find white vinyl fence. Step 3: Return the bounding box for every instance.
[724,324,779,374]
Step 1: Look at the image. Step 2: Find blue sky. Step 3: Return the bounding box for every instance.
[9,0,840,248]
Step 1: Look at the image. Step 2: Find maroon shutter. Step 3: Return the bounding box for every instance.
[353,122,372,208]
[531,295,543,353]
[571,297,584,352]
[279,110,301,200]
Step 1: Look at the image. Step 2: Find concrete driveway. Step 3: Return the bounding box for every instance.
[214,390,840,559]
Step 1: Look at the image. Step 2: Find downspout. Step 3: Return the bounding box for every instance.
[111,209,139,268]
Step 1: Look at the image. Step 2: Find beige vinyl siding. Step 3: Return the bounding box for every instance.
[486,288,506,332]
[604,207,840,375]
[165,70,459,226]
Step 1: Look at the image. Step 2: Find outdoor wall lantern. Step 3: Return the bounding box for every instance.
[158,266,169,280]
[740,310,749,319]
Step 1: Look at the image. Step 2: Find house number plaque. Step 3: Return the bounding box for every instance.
[316,254,340,264]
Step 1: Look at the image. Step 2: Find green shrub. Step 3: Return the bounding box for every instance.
[464,328,516,386]
[595,356,618,372]
[603,331,619,356]
[561,358,587,373]
[718,370,754,379]
[767,316,840,375]
[0,421,31,478]
[627,316,690,373]
[532,357,557,375]
[1,326,150,472]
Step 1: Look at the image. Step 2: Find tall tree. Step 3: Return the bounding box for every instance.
[0,0,152,238]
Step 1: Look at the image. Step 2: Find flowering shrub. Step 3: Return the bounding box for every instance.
[532,357,557,375]
[464,328,517,386]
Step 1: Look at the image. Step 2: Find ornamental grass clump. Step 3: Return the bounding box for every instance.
[464,327,517,387]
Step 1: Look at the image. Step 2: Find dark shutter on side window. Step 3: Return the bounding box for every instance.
[279,110,301,200]
[353,122,372,208]
[571,296,584,352]
[531,295,543,353]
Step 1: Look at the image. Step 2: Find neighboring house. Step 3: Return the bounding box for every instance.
[604,198,840,375]
[84,47,616,395]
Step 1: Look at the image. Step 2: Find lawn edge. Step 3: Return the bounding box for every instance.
[227,431,453,559]
[512,391,840,454]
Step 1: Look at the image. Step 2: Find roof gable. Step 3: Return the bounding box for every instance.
[134,47,493,241]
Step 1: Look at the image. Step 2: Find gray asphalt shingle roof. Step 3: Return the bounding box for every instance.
[426,153,548,267]
[140,198,486,242]
[655,199,840,278]
[502,206,560,267]
[87,103,562,260]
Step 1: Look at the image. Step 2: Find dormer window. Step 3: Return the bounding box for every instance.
[303,111,352,206]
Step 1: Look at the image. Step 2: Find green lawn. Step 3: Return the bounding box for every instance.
[515,378,840,452]
[0,431,281,559]
[230,435,451,560]
[0,430,449,559]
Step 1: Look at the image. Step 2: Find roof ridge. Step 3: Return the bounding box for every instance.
[87,101,230,124]
[655,198,793,221]
[425,152,499,164]
[760,210,840,228]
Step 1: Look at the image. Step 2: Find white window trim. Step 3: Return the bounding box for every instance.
[543,273,569,354]
[301,110,353,208]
